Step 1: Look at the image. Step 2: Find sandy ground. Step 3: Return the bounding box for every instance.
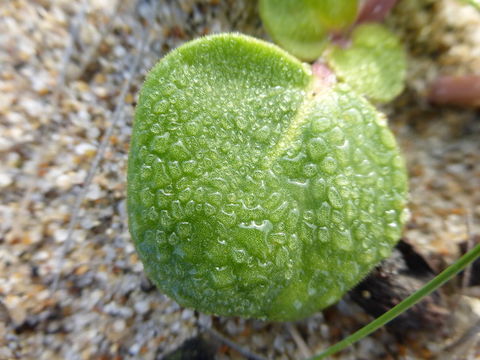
[0,0,479,359]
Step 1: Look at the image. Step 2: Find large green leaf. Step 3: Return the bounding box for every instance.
[128,34,408,321]
[326,23,406,103]
[259,0,358,61]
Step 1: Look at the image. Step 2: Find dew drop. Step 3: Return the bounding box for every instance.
[328,187,343,209]
[171,200,184,219]
[379,128,396,149]
[235,115,248,129]
[354,223,367,241]
[151,123,162,134]
[168,161,182,179]
[160,210,172,228]
[140,188,154,206]
[140,164,152,179]
[182,159,197,174]
[320,156,338,174]
[284,266,294,280]
[170,140,191,160]
[271,201,289,222]
[317,227,330,243]
[274,246,289,267]
[334,228,353,250]
[311,116,332,133]
[185,119,201,135]
[150,133,170,154]
[335,175,349,186]
[184,200,195,216]
[311,177,326,199]
[232,248,249,263]
[331,210,344,225]
[345,200,357,221]
[193,187,206,202]
[152,162,171,188]
[206,192,221,206]
[204,203,217,216]
[147,206,159,221]
[400,208,411,224]
[359,248,377,264]
[385,222,400,242]
[317,202,331,226]
[342,107,363,125]
[153,99,169,114]
[163,83,177,96]
[179,187,192,202]
[143,230,155,243]
[328,126,345,144]
[254,125,271,142]
[226,192,236,203]
[155,230,167,244]
[169,232,179,245]
[285,207,300,231]
[307,137,327,161]
[270,232,287,245]
[217,210,237,226]
[303,163,317,177]
[177,222,192,238]
[156,189,172,208]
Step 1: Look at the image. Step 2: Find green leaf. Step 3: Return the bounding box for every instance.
[259,0,358,61]
[314,0,359,30]
[460,0,480,10]
[326,23,406,103]
[128,33,408,321]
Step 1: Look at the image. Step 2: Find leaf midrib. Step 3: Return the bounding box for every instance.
[263,78,323,168]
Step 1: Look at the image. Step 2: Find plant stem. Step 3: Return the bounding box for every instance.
[310,242,480,359]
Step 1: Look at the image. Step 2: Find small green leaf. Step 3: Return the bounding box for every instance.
[314,0,359,30]
[326,23,406,103]
[259,0,358,61]
[128,33,408,321]
[460,0,480,10]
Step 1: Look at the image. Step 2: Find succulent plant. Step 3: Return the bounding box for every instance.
[127,33,408,321]
[325,23,406,103]
[259,0,358,61]
[259,0,406,103]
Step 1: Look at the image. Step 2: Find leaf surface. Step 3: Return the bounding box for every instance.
[259,0,358,61]
[326,24,406,102]
[128,34,408,320]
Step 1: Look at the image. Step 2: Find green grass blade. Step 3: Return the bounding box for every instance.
[310,242,480,359]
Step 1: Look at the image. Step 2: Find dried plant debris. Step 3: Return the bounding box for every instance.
[350,240,449,337]
[162,334,218,360]
[1,0,480,359]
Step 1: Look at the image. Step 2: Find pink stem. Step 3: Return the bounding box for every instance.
[428,75,480,107]
[356,0,399,24]
[312,61,337,90]
[330,33,352,49]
